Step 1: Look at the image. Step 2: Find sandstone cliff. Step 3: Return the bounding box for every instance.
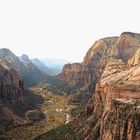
[0,60,26,129]
[61,32,140,103]
[20,54,48,86]
[0,59,44,130]
[61,37,118,92]
[69,32,140,140]
[0,59,25,103]
[76,57,140,140]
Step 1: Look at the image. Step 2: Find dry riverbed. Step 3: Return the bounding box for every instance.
[7,84,76,140]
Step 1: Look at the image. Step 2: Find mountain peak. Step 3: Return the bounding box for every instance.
[0,48,11,51]
[20,54,31,64]
[121,32,140,37]
[0,48,15,57]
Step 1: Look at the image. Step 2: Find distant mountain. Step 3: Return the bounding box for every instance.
[42,58,71,68]
[31,58,48,74]
[41,58,72,75]
[32,58,71,75]
[0,48,26,77]
[19,54,48,86]
[0,48,47,86]
[20,54,31,64]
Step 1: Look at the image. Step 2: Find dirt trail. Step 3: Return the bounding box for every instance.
[65,113,71,124]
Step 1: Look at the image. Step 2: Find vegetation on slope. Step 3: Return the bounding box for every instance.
[47,75,92,104]
[34,104,84,140]
[34,123,82,140]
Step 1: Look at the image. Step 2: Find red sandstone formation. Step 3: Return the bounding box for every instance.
[61,32,140,139]
[0,59,25,102]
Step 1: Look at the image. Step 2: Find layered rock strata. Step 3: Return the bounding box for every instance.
[61,32,140,102]
[0,60,25,103]
[69,32,140,140]
[0,60,26,129]
[78,58,140,140]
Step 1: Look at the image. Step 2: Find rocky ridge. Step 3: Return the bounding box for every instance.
[71,32,140,140]
[0,59,25,103]
[61,37,118,102]
[20,54,48,86]
[77,58,140,140]
[31,58,48,74]
[61,32,140,102]
[0,58,44,133]
[0,59,26,129]
[0,49,48,87]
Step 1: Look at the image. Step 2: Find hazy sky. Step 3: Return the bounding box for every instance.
[0,0,139,62]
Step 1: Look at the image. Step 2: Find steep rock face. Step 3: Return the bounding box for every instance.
[20,54,48,86]
[0,49,47,87]
[61,63,83,86]
[0,60,25,102]
[61,33,140,101]
[77,58,140,140]
[82,37,118,65]
[128,48,140,66]
[0,60,26,128]
[111,32,140,61]
[62,32,140,139]
[0,59,44,130]
[61,37,118,93]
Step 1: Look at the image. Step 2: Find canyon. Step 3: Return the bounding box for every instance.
[0,60,26,130]
[0,54,45,139]
[77,58,140,140]
[61,32,140,140]
[0,32,140,140]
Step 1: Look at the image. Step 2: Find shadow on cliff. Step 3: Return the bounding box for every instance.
[9,89,44,118]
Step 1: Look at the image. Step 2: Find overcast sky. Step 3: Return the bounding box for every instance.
[0,0,139,62]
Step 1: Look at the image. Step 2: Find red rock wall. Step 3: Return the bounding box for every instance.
[0,60,25,103]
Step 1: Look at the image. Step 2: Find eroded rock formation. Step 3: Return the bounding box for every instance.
[77,58,140,140]
[0,60,26,129]
[71,32,140,140]
[61,37,118,92]
[0,59,25,102]
[61,32,140,103]
[0,59,44,130]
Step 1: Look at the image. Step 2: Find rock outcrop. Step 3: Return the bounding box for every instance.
[61,32,140,102]
[61,63,83,87]
[0,59,25,102]
[0,58,45,131]
[0,49,48,87]
[61,37,118,95]
[77,58,140,140]
[128,48,140,66]
[71,32,140,140]
[25,110,46,122]
[0,60,27,129]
